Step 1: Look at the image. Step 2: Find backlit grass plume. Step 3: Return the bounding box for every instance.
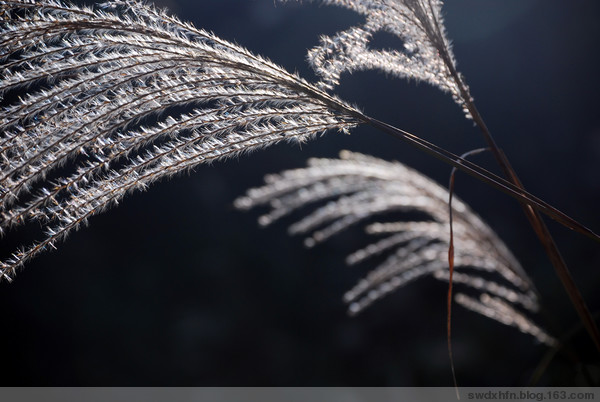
[282,0,600,352]
[285,0,472,116]
[0,0,359,280]
[235,150,557,346]
[1,0,597,361]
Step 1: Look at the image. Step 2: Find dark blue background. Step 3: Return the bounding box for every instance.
[1,0,599,386]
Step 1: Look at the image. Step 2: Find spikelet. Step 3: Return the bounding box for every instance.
[236,150,556,346]
[0,0,360,280]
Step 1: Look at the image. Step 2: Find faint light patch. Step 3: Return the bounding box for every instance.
[584,127,600,189]
[192,170,228,208]
[249,1,288,28]
[173,311,230,352]
[447,0,540,43]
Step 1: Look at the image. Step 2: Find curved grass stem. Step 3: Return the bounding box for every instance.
[447,55,600,354]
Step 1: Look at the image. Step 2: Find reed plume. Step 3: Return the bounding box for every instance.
[0,0,359,280]
[285,0,472,116]
[236,150,557,346]
[1,0,596,367]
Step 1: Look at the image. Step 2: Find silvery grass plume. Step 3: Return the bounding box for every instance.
[0,0,594,352]
[0,0,360,280]
[235,150,557,347]
[283,0,472,117]
[285,0,600,351]
[0,0,594,283]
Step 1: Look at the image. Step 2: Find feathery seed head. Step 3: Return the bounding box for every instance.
[236,150,555,346]
[283,0,473,117]
[0,0,359,279]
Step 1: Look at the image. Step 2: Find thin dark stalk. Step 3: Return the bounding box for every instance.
[447,147,488,398]
[529,311,600,386]
[462,87,600,355]
[359,107,600,351]
[362,96,600,353]
[300,84,599,245]
[412,19,600,351]
[351,114,599,244]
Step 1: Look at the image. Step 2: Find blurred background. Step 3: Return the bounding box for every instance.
[1,0,599,386]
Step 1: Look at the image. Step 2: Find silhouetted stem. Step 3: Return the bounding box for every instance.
[354,115,600,244]
[447,60,600,354]
[292,32,600,352]
[291,84,597,247]
[529,311,600,386]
